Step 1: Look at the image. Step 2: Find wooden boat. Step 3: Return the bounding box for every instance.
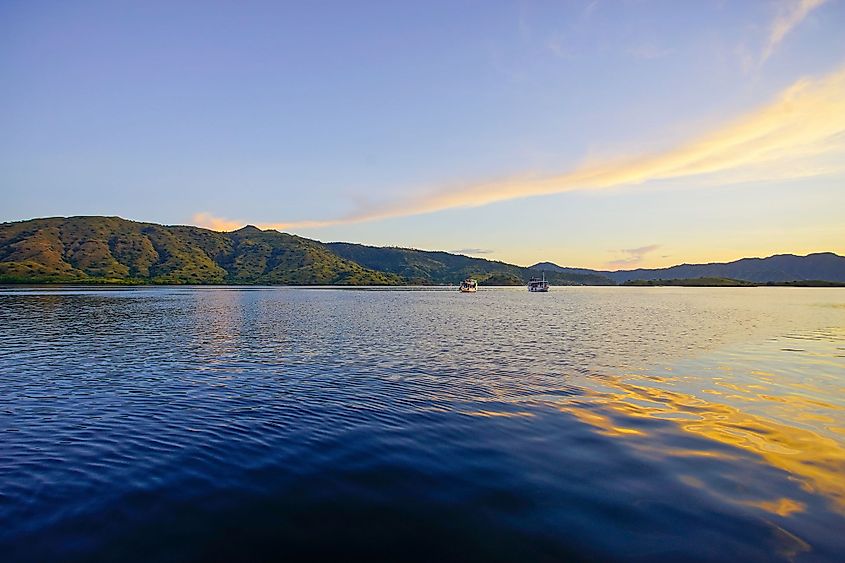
[528,273,550,292]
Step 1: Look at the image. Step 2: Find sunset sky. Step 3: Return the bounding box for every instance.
[2,0,844,269]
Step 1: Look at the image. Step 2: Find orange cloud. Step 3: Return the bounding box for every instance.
[190,212,339,232]
[193,65,845,233]
[191,212,244,232]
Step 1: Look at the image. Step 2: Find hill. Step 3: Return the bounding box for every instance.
[3,216,841,286]
[0,216,614,286]
[532,252,845,284]
[0,217,401,285]
[326,242,615,286]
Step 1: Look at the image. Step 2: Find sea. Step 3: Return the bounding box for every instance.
[1,286,844,561]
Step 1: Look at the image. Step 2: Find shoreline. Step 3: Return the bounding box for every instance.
[2,281,844,289]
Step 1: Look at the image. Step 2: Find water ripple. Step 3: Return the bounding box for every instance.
[0,286,843,561]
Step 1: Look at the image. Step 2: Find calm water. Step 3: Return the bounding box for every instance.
[1,286,844,562]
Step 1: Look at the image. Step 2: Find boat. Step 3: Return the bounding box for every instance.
[459,278,478,293]
[528,273,550,292]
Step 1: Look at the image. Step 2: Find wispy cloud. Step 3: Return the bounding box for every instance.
[761,0,827,63]
[193,65,845,233]
[626,43,673,61]
[607,244,661,267]
[450,248,495,255]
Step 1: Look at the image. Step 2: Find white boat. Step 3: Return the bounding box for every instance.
[459,278,478,293]
[528,273,550,292]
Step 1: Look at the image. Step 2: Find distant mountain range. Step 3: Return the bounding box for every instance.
[1,216,842,285]
[532,252,845,283]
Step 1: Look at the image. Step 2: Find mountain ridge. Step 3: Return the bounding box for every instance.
[531,252,845,283]
[325,241,614,286]
[0,216,612,285]
[0,216,401,285]
[1,216,842,285]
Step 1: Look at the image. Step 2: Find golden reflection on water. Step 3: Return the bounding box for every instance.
[559,329,845,518]
[749,498,806,517]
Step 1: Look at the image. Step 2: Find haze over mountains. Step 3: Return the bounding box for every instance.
[533,253,845,284]
[1,217,843,285]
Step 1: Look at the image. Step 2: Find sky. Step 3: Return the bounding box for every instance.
[2,0,844,269]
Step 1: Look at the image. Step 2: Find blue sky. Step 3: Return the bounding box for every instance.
[2,0,844,268]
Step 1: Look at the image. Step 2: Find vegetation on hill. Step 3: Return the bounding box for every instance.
[0,216,612,286]
[326,242,615,286]
[764,280,845,287]
[5,217,839,287]
[0,217,401,285]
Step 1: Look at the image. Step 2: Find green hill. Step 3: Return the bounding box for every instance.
[0,217,618,286]
[326,242,615,286]
[7,216,839,287]
[4,217,842,287]
[0,217,401,285]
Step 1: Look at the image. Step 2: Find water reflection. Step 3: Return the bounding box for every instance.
[0,286,843,561]
[563,363,845,514]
